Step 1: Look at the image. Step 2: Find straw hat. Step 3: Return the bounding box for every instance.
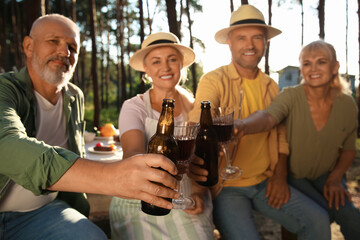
[215,5,282,44]
[129,32,195,72]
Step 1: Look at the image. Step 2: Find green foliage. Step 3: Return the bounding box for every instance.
[85,105,120,131]
[183,62,204,91]
[1,0,205,129]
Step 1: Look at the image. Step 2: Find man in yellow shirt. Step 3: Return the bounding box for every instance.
[189,5,330,240]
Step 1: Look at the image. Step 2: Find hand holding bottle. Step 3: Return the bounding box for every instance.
[188,155,208,182]
[141,99,179,216]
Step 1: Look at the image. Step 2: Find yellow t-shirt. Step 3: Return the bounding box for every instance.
[224,76,270,187]
[189,63,288,193]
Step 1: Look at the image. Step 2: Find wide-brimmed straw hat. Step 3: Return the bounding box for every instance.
[129,32,195,72]
[215,5,282,44]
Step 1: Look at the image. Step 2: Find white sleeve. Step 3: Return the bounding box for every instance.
[118,95,148,137]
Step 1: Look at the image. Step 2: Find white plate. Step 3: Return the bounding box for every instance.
[94,136,114,141]
[87,147,117,155]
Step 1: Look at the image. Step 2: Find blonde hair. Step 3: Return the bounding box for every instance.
[299,40,351,95]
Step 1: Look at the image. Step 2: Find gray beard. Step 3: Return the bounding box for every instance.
[31,54,74,87]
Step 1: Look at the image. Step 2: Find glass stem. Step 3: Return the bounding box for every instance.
[177,175,185,200]
[230,138,239,162]
[222,144,232,167]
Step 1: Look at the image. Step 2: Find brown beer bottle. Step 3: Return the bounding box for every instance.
[141,98,179,216]
[194,101,219,186]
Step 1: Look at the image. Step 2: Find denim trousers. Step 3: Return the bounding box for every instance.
[288,173,360,240]
[0,199,107,240]
[213,179,331,240]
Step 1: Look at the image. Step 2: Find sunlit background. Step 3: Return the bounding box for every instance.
[147,0,359,84]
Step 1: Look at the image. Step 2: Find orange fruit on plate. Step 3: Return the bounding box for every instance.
[100,123,116,137]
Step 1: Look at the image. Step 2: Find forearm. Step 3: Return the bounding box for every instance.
[120,130,146,159]
[266,153,290,209]
[273,153,288,179]
[48,154,180,206]
[329,149,355,180]
[241,111,277,135]
[47,158,111,195]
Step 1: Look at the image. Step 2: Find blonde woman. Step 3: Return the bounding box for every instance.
[109,32,214,240]
[237,40,360,239]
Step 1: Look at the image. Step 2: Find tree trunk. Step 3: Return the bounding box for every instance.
[79,46,87,93]
[116,0,121,110]
[138,0,146,93]
[89,0,100,128]
[70,0,79,86]
[105,30,110,109]
[300,0,304,46]
[178,0,183,37]
[345,0,349,77]
[45,0,50,14]
[119,0,127,106]
[146,0,152,33]
[264,0,272,75]
[186,0,197,93]
[230,0,234,12]
[0,0,8,71]
[241,0,249,5]
[40,0,46,15]
[357,0,360,137]
[145,0,160,34]
[116,0,127,110]
[105,7,111,108]
[165,0,181,40]
[59,0,67,15]
[125,4,133,96]
[318,0,325,39]
[99,15,105,108]
[11,0,24,70]
[71,0,77,22]
[23,0,41,35]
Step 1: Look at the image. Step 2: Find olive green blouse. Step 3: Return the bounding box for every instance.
[265,84,358,180]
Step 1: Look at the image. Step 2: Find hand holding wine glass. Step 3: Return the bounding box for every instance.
[212,107,242,179]
[173,121,200,209]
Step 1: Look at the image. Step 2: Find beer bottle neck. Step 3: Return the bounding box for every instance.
[200,108,213,128]
[156,107,175,136]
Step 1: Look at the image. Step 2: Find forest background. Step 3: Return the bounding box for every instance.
[1,0,360,134]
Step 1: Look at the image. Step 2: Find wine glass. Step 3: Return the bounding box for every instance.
[229,88,244,174]
[173,121,200,209]
[212,107,242,179]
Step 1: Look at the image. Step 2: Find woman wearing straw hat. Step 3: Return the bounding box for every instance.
[109,32,214,240]
[188,4,330,240]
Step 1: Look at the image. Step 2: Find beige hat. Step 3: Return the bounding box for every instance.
[215,5,282,44]
[129,32,195,72]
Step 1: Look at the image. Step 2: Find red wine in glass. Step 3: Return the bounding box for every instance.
[212,107,241,180]
[212,124,233,143]
[173,121,199,210]
[176,137,195,174]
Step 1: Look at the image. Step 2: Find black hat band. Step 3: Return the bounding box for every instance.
[231,18,266,26]
[148,39,176,46]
